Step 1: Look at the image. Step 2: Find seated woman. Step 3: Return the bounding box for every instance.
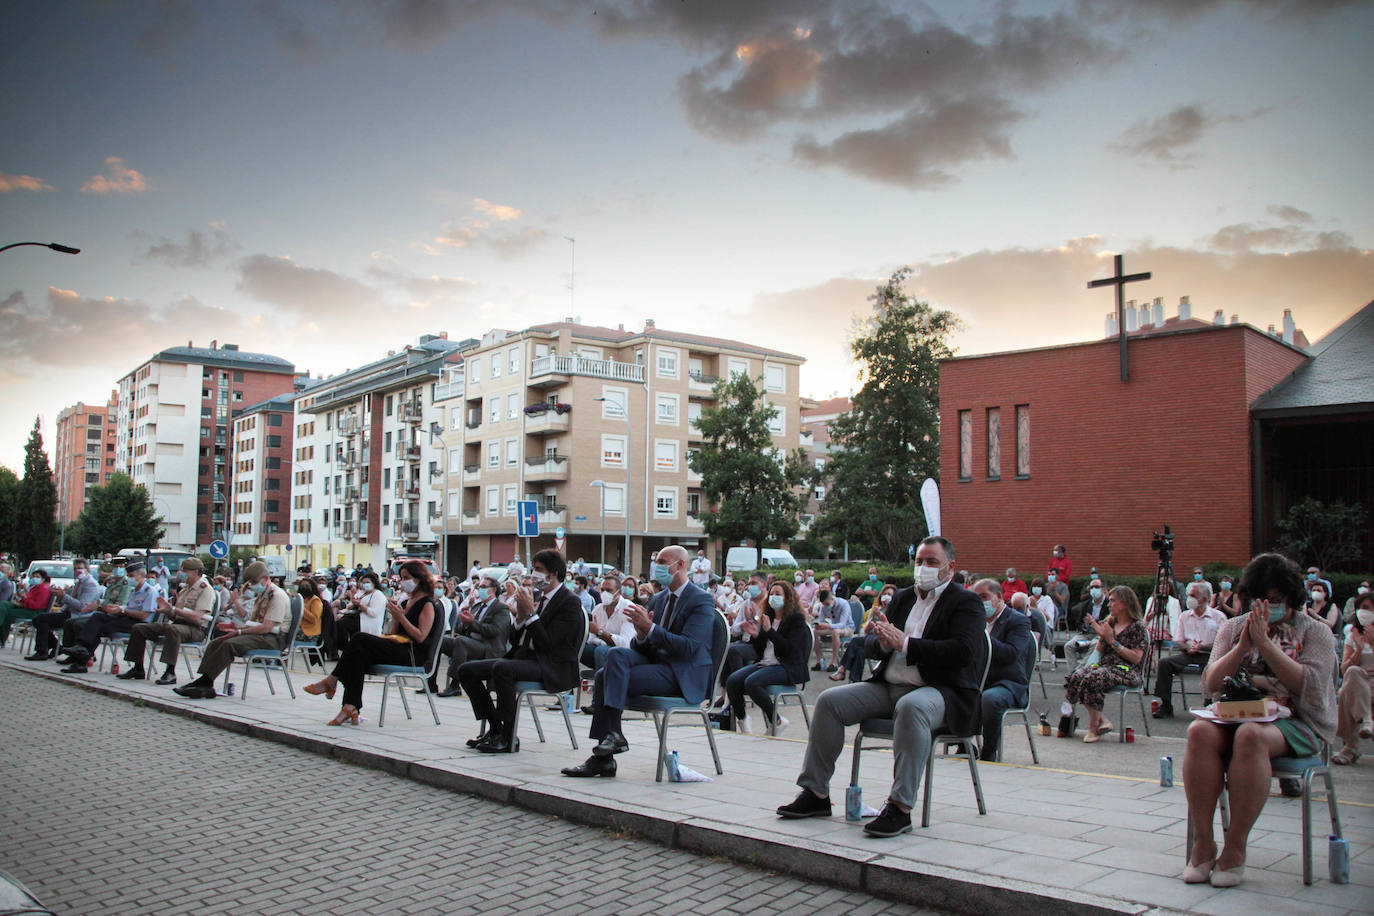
[304,560,439,726]
[1062,586,1147,743]
[1181,552,1337,888]
[296,578,323,641]
[1333,592,1374,765]
[0,568,52,646]
[1214,575,1241,617]
[831,584,896,682]
[334,571,386,653]
[1303,581,1340,634]
[725,580,808,735]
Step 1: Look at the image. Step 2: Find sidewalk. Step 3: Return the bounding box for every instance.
[3,648,1369,916]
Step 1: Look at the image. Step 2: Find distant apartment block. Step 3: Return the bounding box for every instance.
[228,392,297,553]
[53,393,118,523]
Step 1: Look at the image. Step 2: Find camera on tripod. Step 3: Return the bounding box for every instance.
[1152,525,1174,560]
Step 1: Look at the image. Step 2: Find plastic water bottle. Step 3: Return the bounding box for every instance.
[1329,835,1350,884]
[1159,756,1174,787]
[665,749,681,782]
[845,783,863,822]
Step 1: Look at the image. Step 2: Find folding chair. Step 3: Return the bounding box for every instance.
[181,595,224,679]
[997,633,1041,764]
[765,624,813,735]
[1106,683,1151,742]
[367,605,448,727]
[227,595,303,699]
[513,612,589,749]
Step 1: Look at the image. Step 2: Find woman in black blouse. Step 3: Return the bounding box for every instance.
[725,580,810,735]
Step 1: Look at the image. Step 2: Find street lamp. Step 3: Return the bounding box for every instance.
[589,480,607,570]
[594,396,632,572]
[429,421,452,577]
[0,241,81,255]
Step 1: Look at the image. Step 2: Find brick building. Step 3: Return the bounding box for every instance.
[228,392,299,556]
[53,393,118,524]
[938,302,1320,577]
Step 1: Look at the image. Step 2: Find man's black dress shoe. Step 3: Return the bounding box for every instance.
[155,670,178,686]
[173,684,216,699]
[23,653,48,661]
[777,790,833,819]
[591,731,630,757]
[437,686,463,698]
[465,734,487,748]
[117,667,146,680]
[60,662,87,674]
[1152,705,1175,720]
[562,756,617,778]
[476,734,519,754]
[863,802,913,837]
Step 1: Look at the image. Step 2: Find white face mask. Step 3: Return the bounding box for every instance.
[397,579,416,594]
[915,565,941,591]
[361,581,375,593]
[1357,608,1374,628]
[602,590,617,605]
[768,594,784,610]
[880,594,892,606]
[531,571,549,590]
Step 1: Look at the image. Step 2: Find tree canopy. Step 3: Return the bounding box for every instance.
[15,419,57,563]
[68,472,166,557]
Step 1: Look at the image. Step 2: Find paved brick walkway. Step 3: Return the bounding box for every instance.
[0,667,938,916]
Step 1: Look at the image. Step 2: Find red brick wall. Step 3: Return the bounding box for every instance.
[939,326,1303,577]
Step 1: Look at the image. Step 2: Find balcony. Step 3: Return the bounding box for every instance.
[528,354,645,389]
[402,444,421,462]
[346,485,361,502]
[524,455,569,482]
[465,417,481,430]
[686,511,705,529]
[429,465,444,480]
[462,509,480,522]
[524,403,571,434]
[463,464,481,485]
[342,522,354,538]
[340,415,360,436]
[434,377,466,402]
[396,481,421,500]
[428,505,442,520]
[396,520,421,540]
[688,370,719,393]
[400,401,423,424]
[343,451,358,467]
[538,504,567,525]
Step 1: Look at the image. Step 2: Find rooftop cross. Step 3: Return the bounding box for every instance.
[1088,254,1152,382]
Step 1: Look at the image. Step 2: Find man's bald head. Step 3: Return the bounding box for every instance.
[1010,593,1028,611]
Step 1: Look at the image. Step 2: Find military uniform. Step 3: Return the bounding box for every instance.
[124,576,217,677]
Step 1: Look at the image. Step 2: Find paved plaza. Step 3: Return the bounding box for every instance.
[1,646,1371,916]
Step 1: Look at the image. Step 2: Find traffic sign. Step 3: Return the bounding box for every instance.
[285,544,293,552]
[208,539,229,559]
[516,500,539,538]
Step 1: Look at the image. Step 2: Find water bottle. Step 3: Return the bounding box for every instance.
[665,749,681,782]
[845,783,863,822]
[225,681,235,696]
[562,692,575,714]
[1159,756,1174,787]
[1329,835,1350,884]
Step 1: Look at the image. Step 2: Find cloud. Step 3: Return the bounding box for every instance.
[366,255,478,301]
[1083,0,1364,22]
[252,0,315,56]
[134,223,239,268]
[236,254,384,321]
[80,157,151,194]
[0,173,54,192]
[427,199,549,258]
[1108,104,1269,165]
[1268,204,1312,224]
[473,198,522,221]
[793,96,1025,188]
[134,0,199,58]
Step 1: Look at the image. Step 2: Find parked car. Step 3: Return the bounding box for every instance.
[386,556,440,580]
[724,547,799,574]
[23,559,76,591]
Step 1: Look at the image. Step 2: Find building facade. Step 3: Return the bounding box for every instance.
[290,334,470,574]
[432,320,805,576]
[115,343,296,549]
[53,393,118,525]
[228,392,298,558]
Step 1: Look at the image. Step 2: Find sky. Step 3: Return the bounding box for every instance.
[2,0,1371,471]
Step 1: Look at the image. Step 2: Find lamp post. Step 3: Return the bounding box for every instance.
[429,422,452,577]
[594,396,631,572]
[589,480,607,569]
[0,241,81,255]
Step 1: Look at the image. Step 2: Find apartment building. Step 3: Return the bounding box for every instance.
[53,393,118,523]
[115,343,296,549]
[798,396,850,529]
[228,391,298,556]
[290,334,472,574]
[432,320,805,575]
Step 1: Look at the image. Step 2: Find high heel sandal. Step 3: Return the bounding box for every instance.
[326,704,360,727]
[1095,718,1114,736]
[304,678,337,700]
[1182,857,1215,884]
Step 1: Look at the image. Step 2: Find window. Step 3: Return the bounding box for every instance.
[814,485,826,501]
[503,485,517,515]
[450,409,462,431]
[447,491,460,516]
[486,486,499,515]
[383,468,391,489]
[654,487,677,518]
[600,386,628,419]
[448,449,462,473]
[506,393,519,421]
[656,347,679,378]
[958,410,973,481]
[505,438,519,468]
[655,393,679,425]
[986,407,1001,480]
[814,457,826,471]
[601,435,626,468]
[233,371,244,382]
[1015,404,1031,478]
[264,500,280,513]
[489,398,500,425]
[764,363,785,393]
[266,457,280,469]
[86,427,103,440]
[487,441,500,469]
[654,439,678,472]
[384,431,392,452]
[385,394,394,416]
[267,435,281,448]
[687,402,703,430]
[491,356,501,379]
[728,357,750,378]
[383,504,391,525]
[686,492,701,516]
[267,413,282,426]
[508,346,520,374]
[602,484,625,516]
[469,356,482,384]
[766,405,784,436]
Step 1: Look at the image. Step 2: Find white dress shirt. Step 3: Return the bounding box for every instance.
[883,579,950,686]
[1173,606,1227,648]
[589,596,637,648]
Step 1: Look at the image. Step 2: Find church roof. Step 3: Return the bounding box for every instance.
[1250,300,1374,415]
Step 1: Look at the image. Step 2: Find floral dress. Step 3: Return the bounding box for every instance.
[1065,620,1148,710]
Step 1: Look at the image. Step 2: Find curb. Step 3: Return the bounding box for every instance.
[4,661,1178,916]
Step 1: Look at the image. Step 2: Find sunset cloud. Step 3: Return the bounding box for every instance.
[1108,104,1270,166]
[428,198,549,258]
[134,223,239,268]
[236,253,384,322]
[473,198,522,221]
[80,157,151,194]
[0,172,54,192]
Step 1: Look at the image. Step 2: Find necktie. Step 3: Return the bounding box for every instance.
[663,593,678,631]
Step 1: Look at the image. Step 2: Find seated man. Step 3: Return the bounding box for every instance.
[581,573,636,672]
[58,562,158,672]
[435,574,511,697]
[1152,582,1226,719]
[19,558,101,659]
[811,589,855,672]
[563,544,715,778]
[971,579,1033,762]
[119,557,217,685]
[456,549,582,753]
[776,536,985,837]
[1064,578,1109,668]
[173,561,290,699]
[1011,592,1049,653]
[1001,567,1028,603]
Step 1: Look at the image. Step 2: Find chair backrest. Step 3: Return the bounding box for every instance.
[704,611,729,707]
[279,595,304,656]
[978,629,993,692]
[847,598,863,631]
[421,600,449,677]
[797,624,814,687]
[1024,630,1040,683]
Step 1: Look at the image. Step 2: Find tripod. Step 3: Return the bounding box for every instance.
[1142,545,1178,695]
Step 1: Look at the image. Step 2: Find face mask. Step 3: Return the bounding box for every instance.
[398,579,417,594]
[1358,586,1369,595]
[1357,608,1374,628]
[1031,586,1042,596]
[114,568,126,578]
[621,585,635,599]
[477,587,490,601]
[1090,587,1102,601]
[600,590,616,605]
[1310,591,1324,603]
[794,576,803,584]
[1047,574,1057,583]
[880,594,892,606]
[1267,602,1288,624]
[361,581,375,593]
[251,583,266,596]
[915,565,941,591]
[983,601,997,619]
[1220,580,1232,590]
[806,576,815,584]
[531,571,549,590]
[1186,596,1199,611]
[768,594,784,610]
[1307,572,1317,582]
[30,577,42,585]
[747,584,761,599]
[653,564,673,587]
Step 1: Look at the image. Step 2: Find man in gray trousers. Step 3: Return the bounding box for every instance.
[776,536,986,837]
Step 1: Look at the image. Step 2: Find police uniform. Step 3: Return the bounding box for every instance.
[123,574,216,680]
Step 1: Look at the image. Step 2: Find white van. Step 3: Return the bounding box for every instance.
[724,547,799,574]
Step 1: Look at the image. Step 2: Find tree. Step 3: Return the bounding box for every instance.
[0,466,19,555]
[69,472,165,557]
[814,267,958,561]
[1274,497,1368,572]
[15,419,57,563]
[688,372,812,552]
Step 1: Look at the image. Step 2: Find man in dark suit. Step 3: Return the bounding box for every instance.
[457,550,582,753]
[971,578,1033,762]
[563,544,716,778]
[777,536,986,837]
[435,573,512,696]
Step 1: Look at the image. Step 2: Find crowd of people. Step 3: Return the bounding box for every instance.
[1,539,1368,892]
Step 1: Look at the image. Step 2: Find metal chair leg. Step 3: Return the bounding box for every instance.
[850,731,866,784]
[702,710,723,774]
[967,745,987,814]
[1138,690,1152,737]
[653,712,669,782]
[421,680,440,726]
[378,675,391,727]
[396,678,413,719]
[921,752,936,827]
[1302,768,1314,886]
[558,692,578,749]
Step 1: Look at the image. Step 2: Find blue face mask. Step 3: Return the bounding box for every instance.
[1031,587,1042,596]
[653,564,673,587]
[1267,602,1288,623]
[1047,574,1057,583]
[983,601,997,619]
[1193,573,1203,582]
[1090,587,1102,601]
[30,577,42,586]
[1220,580,1232,590]
[114,568,126,578]
[621,585,635,599]
[748,584,762,599]
[251,583,266,597]
[1306,572,1317,582]
[477,587,490,601]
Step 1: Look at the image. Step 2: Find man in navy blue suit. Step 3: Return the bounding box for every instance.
[971,578,1033,762]
[562,544,715,778]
